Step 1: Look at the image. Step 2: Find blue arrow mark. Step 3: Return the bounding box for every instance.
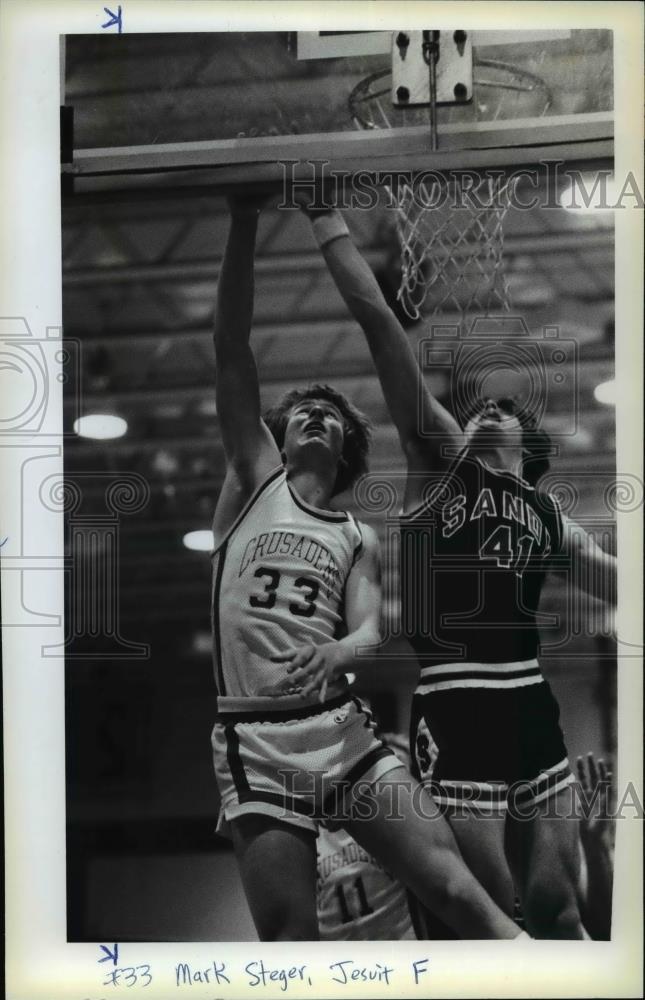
[101,6,123,32]
[98,943,119,965]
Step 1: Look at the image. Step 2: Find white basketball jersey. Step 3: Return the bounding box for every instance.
[316,826,416,940]
[211,468,364,701]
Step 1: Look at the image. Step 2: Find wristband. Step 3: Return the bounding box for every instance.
[311,210,350,249]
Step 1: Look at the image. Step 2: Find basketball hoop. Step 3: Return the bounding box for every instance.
[348,60,552,131]
[392,173,519,321]
[348,57,552,322]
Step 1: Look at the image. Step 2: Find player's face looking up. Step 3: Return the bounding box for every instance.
[282,399,346,466]
[263,384,371,496]
[463,397,523,448]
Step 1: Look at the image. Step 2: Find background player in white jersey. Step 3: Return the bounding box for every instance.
[316,732,417,940]
[316,823,417,940]
[303,202,617,939]
[209,195,529,942]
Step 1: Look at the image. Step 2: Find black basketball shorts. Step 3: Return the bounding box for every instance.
[410,672,574,814]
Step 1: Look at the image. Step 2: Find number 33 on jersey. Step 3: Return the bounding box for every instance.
[211,468,364,700]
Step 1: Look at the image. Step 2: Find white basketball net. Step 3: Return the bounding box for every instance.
[346,60,547,324]
[390,173,518,321]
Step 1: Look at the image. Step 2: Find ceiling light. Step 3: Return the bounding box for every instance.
[198,398,218,417]
[152,449,179,475]
[192,631,212,655]
[73,414,127,439]
[183,529,214,551]
[154,402,183,419]
[566,427,594,450]
[507,277,555,307]
[559,173,617,213]
[594,379,615,405]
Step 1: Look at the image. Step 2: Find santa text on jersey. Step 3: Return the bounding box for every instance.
[439,485,553,552]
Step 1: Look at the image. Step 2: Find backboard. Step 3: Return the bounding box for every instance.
[63,29,613,195]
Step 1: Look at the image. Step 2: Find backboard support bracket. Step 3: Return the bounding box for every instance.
[392,30,473,107]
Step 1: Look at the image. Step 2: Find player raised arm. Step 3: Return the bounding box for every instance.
[303,206,463,470]
[212,198,281,537]
[270,523,382,702]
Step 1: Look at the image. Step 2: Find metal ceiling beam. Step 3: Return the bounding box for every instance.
[65,355,614,410]
[65,318,359,345]
[63,319,616,353]
[62,231,612,287]
[62,250,383,286]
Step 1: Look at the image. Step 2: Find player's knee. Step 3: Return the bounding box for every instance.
[525,882,582,939]
[254,894,318,941]
[420,846,478,912]
[535,901,581,939]
[551,902,583,939]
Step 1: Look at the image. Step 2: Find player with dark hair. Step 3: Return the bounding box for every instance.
[461,396,553,485]
[303,202,616,939]
[209,196,530,942]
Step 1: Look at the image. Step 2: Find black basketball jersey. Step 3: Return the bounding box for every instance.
[400,451,564,666]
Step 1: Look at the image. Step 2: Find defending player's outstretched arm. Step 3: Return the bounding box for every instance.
[303,206,463,469]
[269,524,382,702]
[212,198,282,541]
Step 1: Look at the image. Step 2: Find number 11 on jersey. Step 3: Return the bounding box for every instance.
[335,876,374,923]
